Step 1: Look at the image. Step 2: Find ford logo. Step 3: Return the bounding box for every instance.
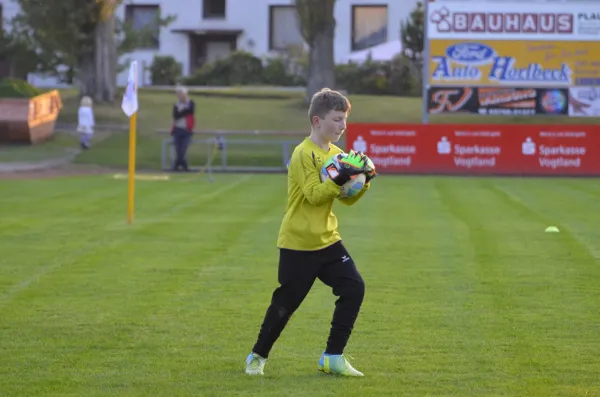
[445,43,495,64]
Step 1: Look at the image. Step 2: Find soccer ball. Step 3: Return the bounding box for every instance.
[320,153,367,198]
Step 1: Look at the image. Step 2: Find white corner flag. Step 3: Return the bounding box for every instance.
[122,61,139,117]
[122,61,139,225]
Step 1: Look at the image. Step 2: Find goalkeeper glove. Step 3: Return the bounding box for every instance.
[326,152,366,186]
[355,151,377,183]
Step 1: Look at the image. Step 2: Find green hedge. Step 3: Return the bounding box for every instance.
[335,55,421,97]
[155,51,420,96]
[180,51,305,87]
[0,78,43,98]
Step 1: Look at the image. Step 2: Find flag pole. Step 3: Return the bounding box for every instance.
[127,111,137,224]
[122,61,139,225]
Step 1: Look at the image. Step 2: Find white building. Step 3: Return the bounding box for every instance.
[0,0,417,86]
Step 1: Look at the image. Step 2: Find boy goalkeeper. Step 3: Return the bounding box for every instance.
[245,88,376,377]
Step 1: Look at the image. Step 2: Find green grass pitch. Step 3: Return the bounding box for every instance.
[1,173,600,396]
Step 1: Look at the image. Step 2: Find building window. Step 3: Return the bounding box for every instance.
[269,6,304,51]
[351,5,388,51]
[203,0,226,19]
[125,5,160,49]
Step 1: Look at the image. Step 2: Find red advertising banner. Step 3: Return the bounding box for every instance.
[346,123,600,175]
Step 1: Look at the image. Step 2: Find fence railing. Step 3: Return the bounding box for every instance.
[157,129,306,172]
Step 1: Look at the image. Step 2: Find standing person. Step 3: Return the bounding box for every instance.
[77,96,95,149]
[171,86,195,171]
[244,88,377,377]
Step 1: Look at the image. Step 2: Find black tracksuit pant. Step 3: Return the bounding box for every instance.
[172,127,191,171]
[252,241,365,358]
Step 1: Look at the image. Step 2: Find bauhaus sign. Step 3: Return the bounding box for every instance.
[427,1,600,40]
[428,40,600,86]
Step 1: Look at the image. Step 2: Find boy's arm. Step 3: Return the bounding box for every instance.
[292,148,341,206]
[338,181,370,206]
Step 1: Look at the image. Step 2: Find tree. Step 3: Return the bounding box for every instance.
[12,0,173,103]
[0,19,38,79]
[399,1,425,89]
[295,0,336,101]
[400,1,425,61]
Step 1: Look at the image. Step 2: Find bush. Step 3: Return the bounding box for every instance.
[228,51,264,85]
[149,55,182,85]
[0,78,43,98]
[182,50,305,87]
[335,59,390,95]
[182,51,264,86]
[185,59,228,86]
[388,55,413,96]
[262,57,292,86]
[335,53,422,96]
[262,56,307,86]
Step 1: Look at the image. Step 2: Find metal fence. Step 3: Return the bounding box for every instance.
[161,135,303,173]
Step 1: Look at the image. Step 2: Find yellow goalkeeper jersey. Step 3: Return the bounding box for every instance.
[276,137,370,251]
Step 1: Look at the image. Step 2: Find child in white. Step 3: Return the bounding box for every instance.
[77,96,95,149]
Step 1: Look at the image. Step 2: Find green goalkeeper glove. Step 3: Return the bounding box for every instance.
[327,152,367,186]
[355,151,377,183]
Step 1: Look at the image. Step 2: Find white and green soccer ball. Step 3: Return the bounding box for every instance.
[320,153,367,198]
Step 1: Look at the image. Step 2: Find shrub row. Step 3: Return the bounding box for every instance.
[149,51,421,96]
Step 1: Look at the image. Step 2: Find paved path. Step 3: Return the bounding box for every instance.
[0,149,81,173]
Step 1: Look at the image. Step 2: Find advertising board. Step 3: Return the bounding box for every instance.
[427,87,569,115]
[428,40,600,87]
[346,123,600,175]
[427,2,600,41]
[568,86,600,117]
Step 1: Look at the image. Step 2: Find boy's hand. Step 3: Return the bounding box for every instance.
[355,151,377,183]
[326,152,366,186]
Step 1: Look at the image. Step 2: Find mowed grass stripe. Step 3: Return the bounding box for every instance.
[493,178,600,260]
[372,178,485,392]
[435,179,547,392]
[0,174,257,306]
[0,176,121,236]
[357,178,508,393]
[0,176,131,300]
[104,174,256,230]
[488,178,600,394]
[560,178,600,198]
[434,178,600,395]
[0,174,220,293]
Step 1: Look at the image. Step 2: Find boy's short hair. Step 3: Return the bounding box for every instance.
[308,88,351,123]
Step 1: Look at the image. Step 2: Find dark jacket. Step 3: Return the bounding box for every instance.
[171,99,195,133]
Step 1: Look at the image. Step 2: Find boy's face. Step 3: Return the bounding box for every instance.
[313,110,348,143]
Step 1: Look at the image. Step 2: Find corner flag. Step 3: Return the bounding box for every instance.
[122,61,138,224]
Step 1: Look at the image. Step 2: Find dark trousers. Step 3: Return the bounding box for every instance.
[252,241,365,358]
[172,127,191,171]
